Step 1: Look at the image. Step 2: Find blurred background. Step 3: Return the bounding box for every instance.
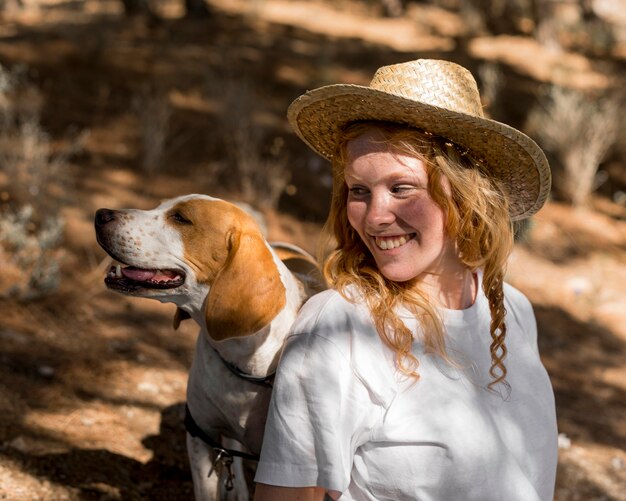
[0,0,624,499]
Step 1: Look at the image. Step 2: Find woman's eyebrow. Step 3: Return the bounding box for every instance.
[388,171,426,184]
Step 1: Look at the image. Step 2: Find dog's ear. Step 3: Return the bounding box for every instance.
[205,228,286,340]
[173,307,191,330]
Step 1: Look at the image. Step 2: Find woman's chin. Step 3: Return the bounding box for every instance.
[377,264,420,283]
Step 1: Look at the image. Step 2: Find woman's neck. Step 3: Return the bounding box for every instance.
[419,267,477,310]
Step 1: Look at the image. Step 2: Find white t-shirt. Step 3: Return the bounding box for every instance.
[256,281,558,500]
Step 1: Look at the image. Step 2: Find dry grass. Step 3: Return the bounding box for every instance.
[526,85,621,207]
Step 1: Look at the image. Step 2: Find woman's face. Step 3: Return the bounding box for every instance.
[344,130,464,283]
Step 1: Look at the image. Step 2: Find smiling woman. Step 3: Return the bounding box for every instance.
[254,59,558,501]
[322,119,517,382]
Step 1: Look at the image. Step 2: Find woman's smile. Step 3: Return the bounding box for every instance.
[372,233,416,250]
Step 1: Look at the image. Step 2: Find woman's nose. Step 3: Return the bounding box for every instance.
[366,193,395,227]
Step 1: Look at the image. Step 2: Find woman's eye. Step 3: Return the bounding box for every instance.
[171,212,192,224]
[391,185,415,195]
[348,186,368,197]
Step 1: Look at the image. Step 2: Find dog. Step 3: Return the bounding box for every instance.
[94,194,325,500]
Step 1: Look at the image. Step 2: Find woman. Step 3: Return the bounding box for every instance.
[254,59,558,501]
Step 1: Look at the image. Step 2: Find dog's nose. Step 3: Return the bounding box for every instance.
[95,208,117,227]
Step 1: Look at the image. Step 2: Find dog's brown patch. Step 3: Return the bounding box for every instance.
[167,199,286,340]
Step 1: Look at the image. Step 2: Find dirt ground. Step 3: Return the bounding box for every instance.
[0,0,625,499]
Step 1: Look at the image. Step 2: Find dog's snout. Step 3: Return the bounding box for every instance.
[95,208,117,227]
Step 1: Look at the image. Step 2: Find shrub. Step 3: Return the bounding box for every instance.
[205,72,290,210]
[0,63,80,299]
[525,85,621,206]
[134,85,171,178]
[0,205,64,299]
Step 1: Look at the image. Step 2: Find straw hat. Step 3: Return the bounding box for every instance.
[287,59,551,220]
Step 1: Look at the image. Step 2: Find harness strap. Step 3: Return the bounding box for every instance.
[184,405,260,462]
[219,356,275,388]
[211,346,275,389]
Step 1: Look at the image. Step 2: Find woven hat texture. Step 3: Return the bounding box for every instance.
[287,59,551,220]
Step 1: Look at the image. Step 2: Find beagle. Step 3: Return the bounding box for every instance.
[94,194,324,501]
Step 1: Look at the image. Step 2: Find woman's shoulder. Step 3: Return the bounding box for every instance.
[294,287,369,333]
[287,287,387,363]
[283,288,398,407]
[502,281,534,316]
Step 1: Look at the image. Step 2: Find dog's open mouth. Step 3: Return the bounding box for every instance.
[105,263,185,292]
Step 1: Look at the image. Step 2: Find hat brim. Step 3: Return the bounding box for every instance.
[288,84,551,221]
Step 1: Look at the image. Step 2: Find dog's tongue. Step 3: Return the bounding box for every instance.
[121,267,180,282]
[121,267,157,281]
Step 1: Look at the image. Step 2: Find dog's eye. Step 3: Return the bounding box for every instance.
[171,212,192,225]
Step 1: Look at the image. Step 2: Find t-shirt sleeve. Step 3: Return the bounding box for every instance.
[504,283,539,354]
[255,329,378,492]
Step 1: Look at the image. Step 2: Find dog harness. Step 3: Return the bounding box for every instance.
[184,404,260,490]
[184,353,274,490]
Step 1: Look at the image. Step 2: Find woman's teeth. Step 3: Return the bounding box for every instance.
[375,235,410,250]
